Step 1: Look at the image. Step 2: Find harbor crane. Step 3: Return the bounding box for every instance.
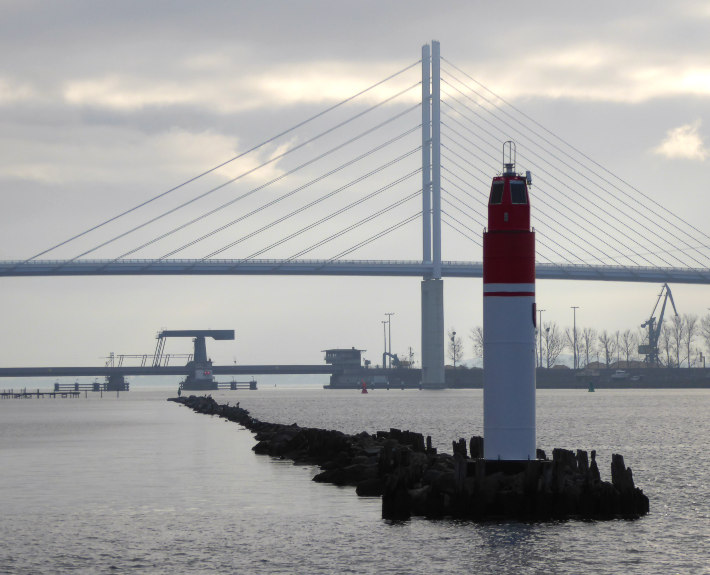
[638,283,678,366]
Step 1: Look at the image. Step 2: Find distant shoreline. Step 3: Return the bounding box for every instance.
[445,366,710,389]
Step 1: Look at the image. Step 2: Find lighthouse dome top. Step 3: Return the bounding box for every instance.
[487,142,531,232]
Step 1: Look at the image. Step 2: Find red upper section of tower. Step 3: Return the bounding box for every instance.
[487,174,531,231]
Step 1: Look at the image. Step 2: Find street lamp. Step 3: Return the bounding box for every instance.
[385,312,395,368]
[571,306,579,370]
[538,309,545,368]
[451,331,457,368]
[381,320,388,369]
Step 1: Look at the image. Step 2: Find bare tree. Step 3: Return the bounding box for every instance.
[564,327,583,369]
[701,313,710,355]
[670,315,685,367]
[542,321,565,368]
[581,327,597,368]
[470,326,484,361]
[621,329,637,367]
[597,330,616,368]
[659,325,674,367]
[447,328,463,368]
[684,314,699,367]
[464,309,710,370]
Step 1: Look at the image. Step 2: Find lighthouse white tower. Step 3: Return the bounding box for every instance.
[483,142,536,461]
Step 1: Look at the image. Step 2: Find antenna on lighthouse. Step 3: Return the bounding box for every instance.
[503,140,516,175]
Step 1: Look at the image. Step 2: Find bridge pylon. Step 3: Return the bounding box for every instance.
[419,40,446,389]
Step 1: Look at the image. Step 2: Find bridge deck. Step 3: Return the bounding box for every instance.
[0,365,337,378]
[0,365,411,378]
[0,259,708,284]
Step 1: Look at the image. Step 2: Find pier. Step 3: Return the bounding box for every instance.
[1,388,81,399]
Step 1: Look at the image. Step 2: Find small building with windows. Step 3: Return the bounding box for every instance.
[323,348,365,368]
[322,347,370,389]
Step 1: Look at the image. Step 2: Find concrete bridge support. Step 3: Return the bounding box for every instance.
[421,278,444,388]
[419,41,445,389]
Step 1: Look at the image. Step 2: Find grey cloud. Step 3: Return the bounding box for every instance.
[1,0,710,369]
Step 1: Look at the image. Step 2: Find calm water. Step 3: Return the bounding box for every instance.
[1,388,708,574]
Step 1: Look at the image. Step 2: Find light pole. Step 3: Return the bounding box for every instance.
[385,312,395,368]
[451,331,457,368]
[382,320,388,369]
[538,309,545,368]
[571,306,579,370]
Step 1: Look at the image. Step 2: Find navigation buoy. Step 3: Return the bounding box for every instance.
[483,141,536,461]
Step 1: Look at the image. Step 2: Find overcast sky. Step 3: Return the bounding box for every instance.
[1,1,709,375]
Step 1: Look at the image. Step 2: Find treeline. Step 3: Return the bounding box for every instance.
[458,313,710,369]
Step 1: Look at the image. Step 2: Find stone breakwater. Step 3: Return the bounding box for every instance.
[168,395,649,521]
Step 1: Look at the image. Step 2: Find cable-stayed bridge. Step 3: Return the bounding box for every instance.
[2,43,708,282]
[2,41,709,386]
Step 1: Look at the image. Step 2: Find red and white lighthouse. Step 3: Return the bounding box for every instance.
[483,142,536,461]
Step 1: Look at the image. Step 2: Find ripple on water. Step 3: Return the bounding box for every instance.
[0,388,707,575]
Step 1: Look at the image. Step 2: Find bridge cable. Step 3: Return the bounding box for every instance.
[440,78,683,262]
[443,136,635,267]
[442,90,703,267]
[441,173,581,265]
[286,195,421,260]
[441,109,630,264]
[21,60,422,264]
[440,211,482,246]
[169,147,421,261]
[216,171,421,260]
[440,100,676,268]
[111,118,422,261]
[441,134,620,266]
[56,82,422,263]
[439,184,490,231]
[327,212,422,261]
[441,91,669,265]
[439,188,565,264]
[442,57,710,248]
[441,63,710,267]
[442,160,590,265]
[438,213,562,268]
[440,188,487,229]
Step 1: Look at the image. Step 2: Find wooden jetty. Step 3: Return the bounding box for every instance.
[1,388,81,399]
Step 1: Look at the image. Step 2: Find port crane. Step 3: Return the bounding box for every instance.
[639,283,678,366]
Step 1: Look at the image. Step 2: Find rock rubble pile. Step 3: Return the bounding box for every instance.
[169,395,649,521]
